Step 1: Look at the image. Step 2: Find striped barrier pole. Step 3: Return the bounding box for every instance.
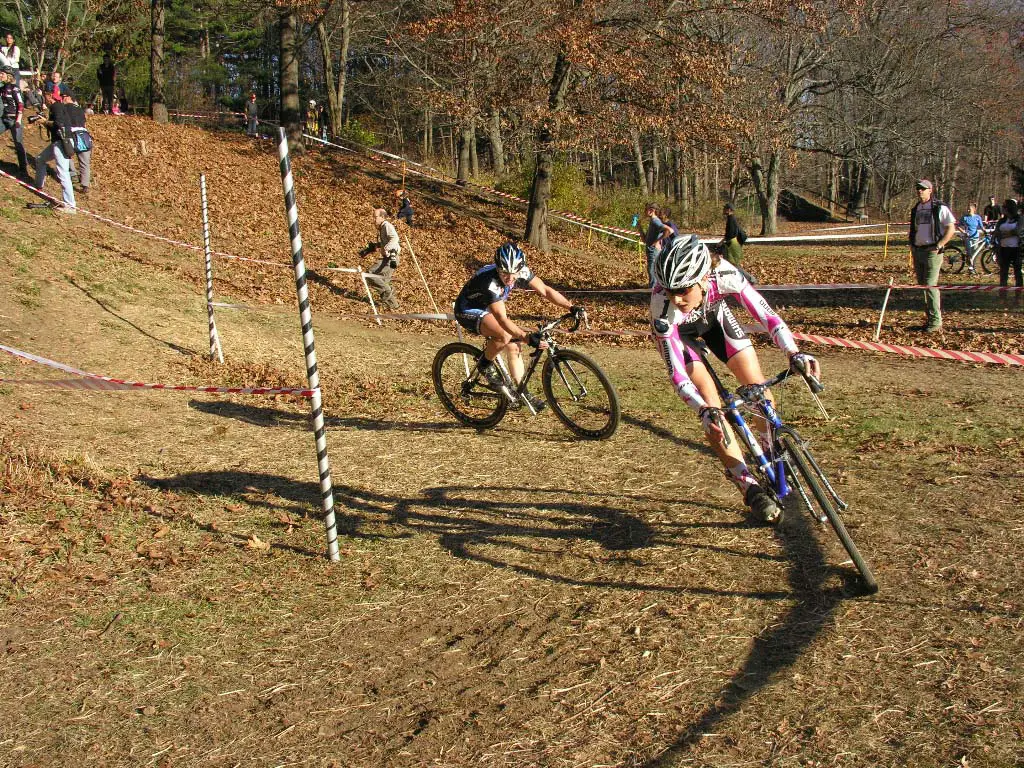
[276,127,341,562]
[360,269,382,326]
[199,174,224,363]
[873,277,894,342]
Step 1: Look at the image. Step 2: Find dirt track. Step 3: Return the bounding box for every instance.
[1,124,1023,767]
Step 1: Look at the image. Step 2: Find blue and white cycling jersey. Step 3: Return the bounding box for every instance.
[454,264,535,332]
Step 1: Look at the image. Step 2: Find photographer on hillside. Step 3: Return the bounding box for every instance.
[33,89,76,211]
[359,208,401,311]
[0,66,28,176]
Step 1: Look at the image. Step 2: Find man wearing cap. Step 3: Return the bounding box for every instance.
[908,179,956,333]
[0,66,28,176]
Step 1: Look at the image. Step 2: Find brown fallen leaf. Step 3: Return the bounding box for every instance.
[246,534,271,552]
[153,525,170,539]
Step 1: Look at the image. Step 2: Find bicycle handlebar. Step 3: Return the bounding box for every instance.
[745,368,824,400]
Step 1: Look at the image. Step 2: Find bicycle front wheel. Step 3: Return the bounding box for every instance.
[777,430,878,592]
[542,349,620,440]
[432,342,508,429]
[979,245,996,274]
[942,244,966,274]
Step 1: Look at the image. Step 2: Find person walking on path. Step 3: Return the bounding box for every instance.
[993,198,1022,289]
[0,66,28,175]
[97,53,116,114]
[33,89,75,211]
[359,208,401,311]
[245,92,258,136]
[638,202,668,287]
[720,203,747,267]
[907,179,955,333]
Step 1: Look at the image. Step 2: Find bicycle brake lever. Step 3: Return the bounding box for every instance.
[714,411,731,448]
[804,374,825,394]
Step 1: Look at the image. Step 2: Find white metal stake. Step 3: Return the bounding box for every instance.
[404,236,442,316]
[199,174,224,363]
[359,269,382,325]
[276,128,341,562]
[873,277,894,342]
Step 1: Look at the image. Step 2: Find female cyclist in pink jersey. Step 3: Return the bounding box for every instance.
[650,234,820,522]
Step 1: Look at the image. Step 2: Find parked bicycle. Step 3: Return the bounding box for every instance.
[432,312,620,440]
[692,341,878,592]
[943,225,997,275]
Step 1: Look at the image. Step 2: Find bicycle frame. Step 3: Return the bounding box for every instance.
[491,315,581,412]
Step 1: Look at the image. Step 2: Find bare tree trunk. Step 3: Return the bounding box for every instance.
[315,6,348,139]
[525,49,572,252]
[279,7,303,152]
[489,110,505,176]
[948,144,961,209]
[423,108,432,159]
[629,128,648,195]
[150,0,168,123]
[469,119,479,176]
[456,122,472,181]
[748,150,781,235]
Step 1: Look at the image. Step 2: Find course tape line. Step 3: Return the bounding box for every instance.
[0,343,316,396]
[789,332,1024,366]
[0,168,357,274]
[559,282,1024,294]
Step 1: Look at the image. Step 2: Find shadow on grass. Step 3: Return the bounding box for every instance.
[187,399,459,433]
[638,505,861,767]
[136,470,796,600]
[66,277,197,356]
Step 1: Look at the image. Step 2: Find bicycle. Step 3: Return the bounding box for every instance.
[432,312,621,440]
[691,342,878,593]
[943,226,996,275]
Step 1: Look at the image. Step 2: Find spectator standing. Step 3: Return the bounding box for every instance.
[661,207,680,239]
[33,89,75,211]
[1,33,19,85]
[907,179,956,332]
[638,202,668,287]
[97,53,116,114]
[245,92,258,136]
[721,203,747,267]
[993,199,1022,288]
[359,208,401,310]
[957,203,985,275]
[982,195,1001,224]
[395,188,414,227]
[0,66,28,175]
[63,92,92,195]
[318,101,328,140]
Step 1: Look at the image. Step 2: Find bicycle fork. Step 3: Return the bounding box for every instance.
[723,397,786,495]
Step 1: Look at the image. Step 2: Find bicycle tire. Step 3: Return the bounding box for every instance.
[541,348,620,440]
[979,245,996,275]
[942,244,966,274]
[432,342,508,429]
[777,430,878,592]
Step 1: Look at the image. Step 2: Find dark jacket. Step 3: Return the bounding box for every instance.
[908,200,947,247]
[45,101,70,144]
[97,61,116,87]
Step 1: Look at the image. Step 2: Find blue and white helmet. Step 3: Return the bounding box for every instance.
[654,234,711,291]
[495,243,527,277]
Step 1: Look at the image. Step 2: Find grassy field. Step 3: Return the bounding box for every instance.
[2,174,1023,768]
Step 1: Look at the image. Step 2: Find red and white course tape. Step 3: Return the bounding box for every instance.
[0,343,315,396]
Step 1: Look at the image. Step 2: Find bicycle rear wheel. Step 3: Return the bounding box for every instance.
[542,349,620,440]
[942,244,966,274]
[777,430,878,592]
[432,342,508,429]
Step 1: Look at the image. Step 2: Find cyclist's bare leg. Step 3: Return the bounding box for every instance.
[504,340,525,384]
[478,314,513,363]
[686,360,746,473]
[726,347,774,448]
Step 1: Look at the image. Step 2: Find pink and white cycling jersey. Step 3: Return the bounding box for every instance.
[650,263,797,412]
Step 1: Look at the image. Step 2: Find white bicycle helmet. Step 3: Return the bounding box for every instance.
[654,234,711,291]
[495,243,527,277]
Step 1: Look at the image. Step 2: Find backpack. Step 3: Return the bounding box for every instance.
[736,223,748,245]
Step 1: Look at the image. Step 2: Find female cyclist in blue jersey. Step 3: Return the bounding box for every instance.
[455,243,584,412]
[651,234,820,522]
